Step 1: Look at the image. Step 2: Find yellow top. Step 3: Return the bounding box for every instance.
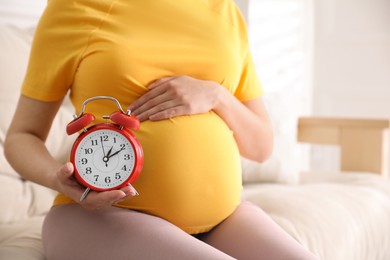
[22,0,262,234]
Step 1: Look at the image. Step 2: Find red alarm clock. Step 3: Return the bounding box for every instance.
[66,96,143,201]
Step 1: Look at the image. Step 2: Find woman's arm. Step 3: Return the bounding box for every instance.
[5,95,64,189]
[213,87,273,163]
[128,76,273,163]
[4,95,136,210]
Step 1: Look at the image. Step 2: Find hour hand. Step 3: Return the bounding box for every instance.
[106,146,113,158]
[107,147,125,159]
[102,146,113,167]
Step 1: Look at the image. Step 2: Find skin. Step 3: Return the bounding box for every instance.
[4,75,273,210]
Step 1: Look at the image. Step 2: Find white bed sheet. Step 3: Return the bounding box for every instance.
[242,172,390,260]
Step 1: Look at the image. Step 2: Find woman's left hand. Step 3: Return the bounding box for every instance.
[128,75,273,163]
[128,76,221,121]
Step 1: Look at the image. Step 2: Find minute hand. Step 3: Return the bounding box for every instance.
[107,148,125,159]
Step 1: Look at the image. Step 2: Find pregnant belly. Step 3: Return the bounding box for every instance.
[116,111,242,233]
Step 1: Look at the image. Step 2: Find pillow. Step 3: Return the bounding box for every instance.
[0,24,75,178]
[241,92,301,184]
[0,25,76,223]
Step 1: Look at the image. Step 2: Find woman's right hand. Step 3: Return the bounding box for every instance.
[56,162,137,210]
[5,96,139,209]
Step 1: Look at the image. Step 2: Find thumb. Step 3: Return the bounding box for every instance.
[57,162,74,179]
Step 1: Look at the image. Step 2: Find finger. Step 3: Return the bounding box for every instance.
[149,105,187,121]
[86,184,139,209]
[135,98,181,121]
[116,184,137,198]
[82,189,126,210]
[56,162,75,183]
[128,76,177,112]
[128,84,168,112]
[137,100,180,121]
[63,162,74,175]
[102,190,127,204]
[148,76,176,90]
[126,183,139,196]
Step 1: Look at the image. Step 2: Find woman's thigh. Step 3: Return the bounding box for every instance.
[42,204,234,260]
[198,201,319,260]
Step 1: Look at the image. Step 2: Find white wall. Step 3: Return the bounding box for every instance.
[313,0,390,117]
[311,0,390,172]
[240,0,314,170]
[0,0,45,27]
[234,0,249,21]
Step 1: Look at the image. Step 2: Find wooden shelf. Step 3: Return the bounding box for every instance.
[298,117,390,176]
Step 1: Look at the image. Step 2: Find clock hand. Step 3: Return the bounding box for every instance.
[107,147,125,159]
[103,146,123,167]
[101,142,111,167]
[106,146,113,158]
[101,140,106,156]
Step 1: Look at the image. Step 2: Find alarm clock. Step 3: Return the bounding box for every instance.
[66,96,144,201]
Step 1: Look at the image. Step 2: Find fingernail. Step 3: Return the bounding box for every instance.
[131,189,139,197]
[127,183,139,196]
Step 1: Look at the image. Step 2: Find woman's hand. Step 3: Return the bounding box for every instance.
[56,162,138,210]
[127,75,273,163]
[128,76,222,121]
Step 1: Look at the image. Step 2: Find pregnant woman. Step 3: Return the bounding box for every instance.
[4,0,317,259]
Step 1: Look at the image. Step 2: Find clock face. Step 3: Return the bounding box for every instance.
[72,125,138,191]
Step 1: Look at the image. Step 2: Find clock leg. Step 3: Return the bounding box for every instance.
[80,187,91,202]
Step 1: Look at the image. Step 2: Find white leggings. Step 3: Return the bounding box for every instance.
[42,202,318,260]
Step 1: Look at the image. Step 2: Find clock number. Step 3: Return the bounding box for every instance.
[105,176,111,183]
[113,137,117,143]
[120,144,126,150]
[91,139,98,146]
[115,173,121,180]
[85,148,93,154]
[100,135,109,142]
[86,167,92,174]
[124,154,131,160]
[81,158,88,165]
[94,175,99,182]
[121,165,127,171]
